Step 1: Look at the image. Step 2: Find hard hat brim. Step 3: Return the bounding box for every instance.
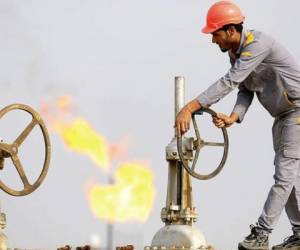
[201,25,217,34]
[201,16,245,34]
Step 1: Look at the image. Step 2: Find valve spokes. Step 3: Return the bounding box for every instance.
[0,104,51,196]
[177,107,229,180]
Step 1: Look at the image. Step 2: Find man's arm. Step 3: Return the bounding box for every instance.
[196,39,270,108]
[175,35,270,135]
[176,77,255,133]
[175,99,201,137]
[232,82,255,123]
[213,82,255,127]
[175,99,239,134]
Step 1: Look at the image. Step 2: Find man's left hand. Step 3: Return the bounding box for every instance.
[212,113,235,128]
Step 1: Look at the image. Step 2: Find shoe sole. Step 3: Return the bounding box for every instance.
[272,246,300,250]
[238,244,269,250]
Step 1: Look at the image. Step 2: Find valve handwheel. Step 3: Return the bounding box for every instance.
[177,107,229,180]
[0,104,51,196]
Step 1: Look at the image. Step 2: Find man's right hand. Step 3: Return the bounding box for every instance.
[175,107,192,137]
[174,99,201,137]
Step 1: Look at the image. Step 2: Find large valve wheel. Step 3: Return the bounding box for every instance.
[177,107,229,180]
[0,104,51,196]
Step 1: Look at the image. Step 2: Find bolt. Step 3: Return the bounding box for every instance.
[12,146,17,154]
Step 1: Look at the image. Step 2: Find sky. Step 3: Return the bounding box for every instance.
[1,0,300,249]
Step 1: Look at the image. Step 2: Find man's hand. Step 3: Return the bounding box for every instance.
[174,99,201,137]
[212,113,237,128]
[175,107,192,137]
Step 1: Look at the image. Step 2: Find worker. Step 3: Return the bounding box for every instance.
[175,1,300,250]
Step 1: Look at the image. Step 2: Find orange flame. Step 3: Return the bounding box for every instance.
[40,95,156,223]
[88,163,155,223]
[40,95,110,169]
[53,118,109,169]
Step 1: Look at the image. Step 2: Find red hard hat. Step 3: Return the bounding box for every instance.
[202,1,245,34]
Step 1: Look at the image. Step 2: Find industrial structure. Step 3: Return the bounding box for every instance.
[0,79,229,250]
[145,77,229,250]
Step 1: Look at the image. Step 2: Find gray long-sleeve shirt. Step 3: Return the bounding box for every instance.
[196,29,300,122]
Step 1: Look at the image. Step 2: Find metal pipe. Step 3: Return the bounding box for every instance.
[107,223,113,250]
[174,76,185,220]
[175,76,185,120]
[151,76,206,248]
[107,177,114,250]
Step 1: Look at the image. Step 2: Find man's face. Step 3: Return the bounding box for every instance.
[211,30,231,52]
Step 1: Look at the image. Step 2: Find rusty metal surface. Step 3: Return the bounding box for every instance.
[75,246,91,250]
[161,206,198,224]
[177,107,229,180]
[0,104,51,196]
[57,246,72,250]
[57,245,94,250]
[116,245,134,250]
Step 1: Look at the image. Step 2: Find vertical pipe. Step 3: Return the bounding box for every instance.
[175,76,194,225]
[175,76,185,212]
[176,161,182,205]
[165,76,183,216]
[175,76,185,120]
[107,223,113,250]
[167,76,185,210]
[107,177,114,250]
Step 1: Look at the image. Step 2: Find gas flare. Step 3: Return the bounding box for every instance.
[88,162,155,223]
[53,118,109,169]
[40,95,156,222]
[40,95,109,169]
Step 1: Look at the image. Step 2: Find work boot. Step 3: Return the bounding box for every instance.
[238,225,269,250]
[272,234,300,250]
